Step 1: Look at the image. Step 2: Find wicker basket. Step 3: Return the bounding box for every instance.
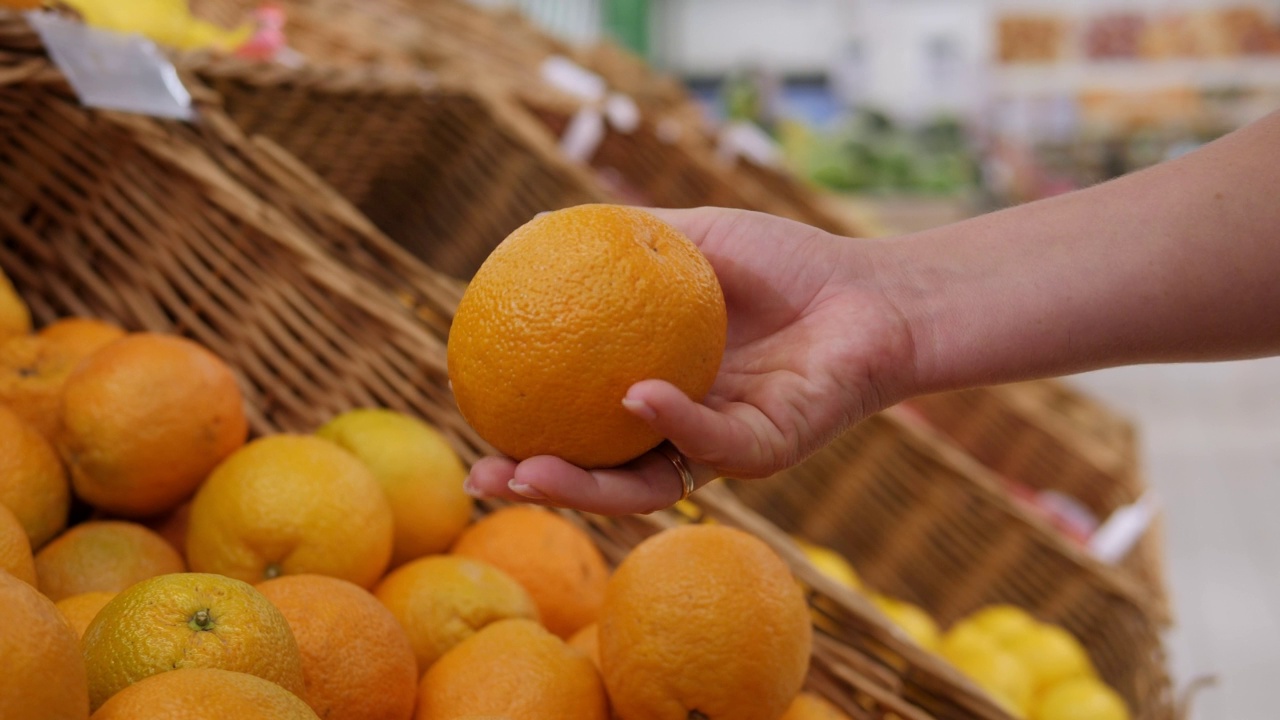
[0,17,1025,719]
[901,380,1170,624]
[727,406,1175,720]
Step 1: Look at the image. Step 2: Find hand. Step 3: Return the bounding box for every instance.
[464,207,917,515]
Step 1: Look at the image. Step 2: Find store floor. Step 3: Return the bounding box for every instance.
[1070,358,1280,720]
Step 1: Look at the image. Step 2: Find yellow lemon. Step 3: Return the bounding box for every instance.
[940,621,1001,661]
[1031,676,1130,720]
[945,643,1034,717]
[870,595,940,650]
[794,537,861,591]
[966,604,1037,645]
[1004,623,1095,693]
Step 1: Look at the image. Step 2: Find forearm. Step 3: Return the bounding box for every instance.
[879,111,1280,395]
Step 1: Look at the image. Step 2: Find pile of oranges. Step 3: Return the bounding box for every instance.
[0,266,832,720]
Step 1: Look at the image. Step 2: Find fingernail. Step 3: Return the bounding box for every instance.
[622,396,656,421]
[508,480,547,500]
[463,476,485,498]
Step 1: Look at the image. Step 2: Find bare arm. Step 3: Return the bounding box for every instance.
[882,110,1280,395]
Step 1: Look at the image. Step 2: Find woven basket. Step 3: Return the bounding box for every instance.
[901,380,1170,624]
[727,406,1175,720]
[0,17,1026,719]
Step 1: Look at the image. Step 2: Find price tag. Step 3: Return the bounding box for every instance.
[27,11,195,121]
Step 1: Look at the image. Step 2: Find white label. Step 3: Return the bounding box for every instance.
[27,11,195,121]
[539,54,607,103]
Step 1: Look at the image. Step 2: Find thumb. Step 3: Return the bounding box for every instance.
[622,379,765,470]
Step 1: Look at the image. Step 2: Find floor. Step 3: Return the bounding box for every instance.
[1069,359,1280,720]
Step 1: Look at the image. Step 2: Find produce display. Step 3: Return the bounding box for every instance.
[0,262,829,720]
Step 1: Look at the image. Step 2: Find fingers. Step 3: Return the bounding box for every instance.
[464,451,712,517]
[623,379,764,469]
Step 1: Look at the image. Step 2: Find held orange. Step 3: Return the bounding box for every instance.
[599,524,812,720]
[447,204,727,468]
[58,333,248,517]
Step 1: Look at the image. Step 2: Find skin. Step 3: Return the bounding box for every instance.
[467,110,1280,516]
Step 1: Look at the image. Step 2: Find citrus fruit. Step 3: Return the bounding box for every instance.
[1003,623,1095,693]
[870,594,940,650]
[187,435,394,588]
[316,408,472,567]
[600,524,811,720]
[567,622,600,670]
[943,641,1033,717]
[0,266,30,342]
[257,574,417,720]
[1031,676,1130,720]
[0,402,70,548]
[0,568,90,719]
[966,604,1037,645]
[940,620,1001,660]
[34,520,185,601]
[55,591,117,638]
[451,506,609,638]
[59,333,248,517]
[140,500,192,561]
[794,537,861,591]
[0,501,37,585]
[90,668,320,720]
[415,618,608,720]
[374,554,539,675]
[82,572,305,711]
[447,204,728,468]
[0,318,125,442]
[781,691,852,720]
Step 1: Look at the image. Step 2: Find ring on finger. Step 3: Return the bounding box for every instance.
[658,442,696,501]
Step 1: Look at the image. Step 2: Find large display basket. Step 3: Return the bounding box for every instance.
[0,16,1039,719]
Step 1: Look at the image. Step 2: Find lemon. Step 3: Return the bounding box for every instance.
[945,642,1034,717]
[967,604,1037,644]
[940,621,1001,661]
[871,595,940,650]
[1004,623,1095,693]
[317,408,472,566]
[1032,676,1130,720]
[794,537,861,591]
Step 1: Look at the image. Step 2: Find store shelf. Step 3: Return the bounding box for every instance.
[993,57,1280,95]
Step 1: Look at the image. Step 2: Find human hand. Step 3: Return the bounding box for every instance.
[464,207,917,515]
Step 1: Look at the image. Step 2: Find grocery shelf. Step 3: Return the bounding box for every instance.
[992,57,1280,95]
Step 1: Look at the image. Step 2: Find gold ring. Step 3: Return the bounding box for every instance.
[658,442,696,501]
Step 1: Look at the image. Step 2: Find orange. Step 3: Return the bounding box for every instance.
[0,318,126,442]
[59,333,248,517]
[447,204,727,468]
[317,408,473,567]
[600,524,812,720]
[451,506,609,638]
[781,692,852,720]
[0,265,30,342]
[140,500,192,561]
[374,554,539,675]
[567,622,600,670]
[415,618,608,720]
[0,501,37,585]
[82,572,305,711]
[187,435,394,588]
[90,668,319,720]
[0,402,70,548]
[257,574,417,720]
[0,568,90,720]
[56,591,117,639]
[34,520,185,601]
